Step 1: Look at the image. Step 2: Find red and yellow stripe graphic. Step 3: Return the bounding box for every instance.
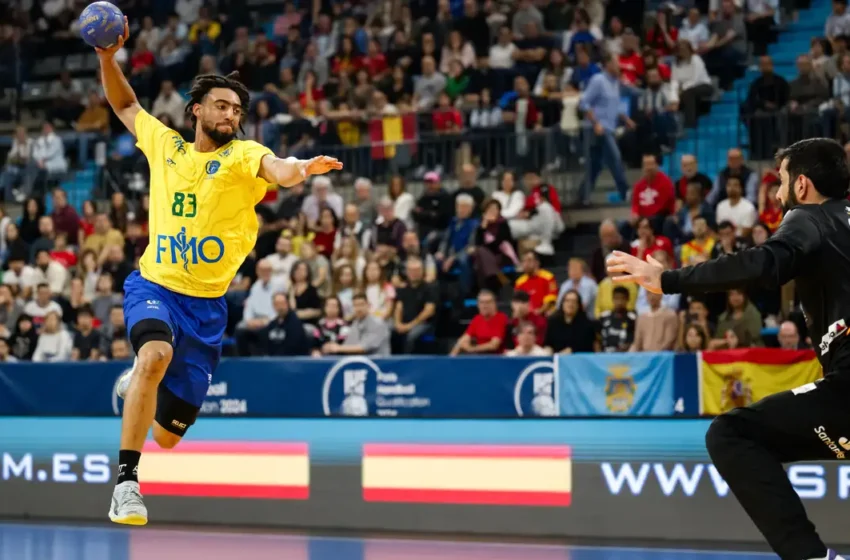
[139,441,309,499]
[362,444,572,507]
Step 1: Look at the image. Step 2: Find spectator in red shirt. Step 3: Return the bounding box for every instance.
[645,10,678,57]
[758,179,783,232]
[449,290,508,355]
[514,251,559,314]
[632,153,675,228]
[617,30,644,86]
[363,38,389,80]
[508,290,547,348]
[507,170,564,256]
[432,92,463,133]
[331,36,364,78]
[630,216,675,264]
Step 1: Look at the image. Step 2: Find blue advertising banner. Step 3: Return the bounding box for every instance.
[0,357,559,418]
[557,352,676,416]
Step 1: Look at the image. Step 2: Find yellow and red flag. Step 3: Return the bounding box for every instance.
[362,443,572,507]
[700,348,822,415]
[369,114,418,160]
[139,441,309,499]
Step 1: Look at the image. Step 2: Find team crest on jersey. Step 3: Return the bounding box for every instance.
[221,147,233,158]
[206,160,221,176]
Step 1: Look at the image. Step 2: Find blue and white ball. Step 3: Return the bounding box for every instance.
[78,2,124,49]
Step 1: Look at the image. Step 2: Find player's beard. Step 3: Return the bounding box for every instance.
[781,184,800,215]
[201,121,237,147]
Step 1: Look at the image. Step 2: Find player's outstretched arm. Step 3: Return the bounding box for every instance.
[259,155,343,188]
[607,208,823,295]
[94,17,141,136]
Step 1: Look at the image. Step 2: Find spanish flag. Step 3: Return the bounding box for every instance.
[701,348,822,415]
[139,441,309,499]
[369,114,418,161]
[362,444,572,507]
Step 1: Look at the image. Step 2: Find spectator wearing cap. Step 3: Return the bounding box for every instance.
[436,194,480,296]
[302,177,344,226]
[577,54,633,205]
[598,286,636,352]
[413,172,453,252]
[515,251,558,315]
[506,322,551,356]
[450,289,508,356]
[508,290,547,348]
[556,258,598,319]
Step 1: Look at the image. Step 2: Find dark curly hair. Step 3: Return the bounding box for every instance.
[184,71,250,132]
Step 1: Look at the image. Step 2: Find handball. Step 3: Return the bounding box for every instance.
[79,2,125,49]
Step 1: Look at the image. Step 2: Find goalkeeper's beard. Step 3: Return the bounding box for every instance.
[781,185,800,215]
[201,121,237,147]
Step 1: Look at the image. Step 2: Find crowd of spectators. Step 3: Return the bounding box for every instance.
[0,0,834,362]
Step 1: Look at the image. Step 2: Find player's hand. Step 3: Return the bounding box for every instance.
[606,250,664,294]
[304,155,343,176]
[95,16,129,59]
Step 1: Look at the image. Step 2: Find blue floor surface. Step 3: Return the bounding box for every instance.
[0,523,776,560]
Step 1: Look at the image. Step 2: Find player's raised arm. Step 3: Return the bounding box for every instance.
[94,17,141,136]
[606,208,824,295]
[259,155,343,188]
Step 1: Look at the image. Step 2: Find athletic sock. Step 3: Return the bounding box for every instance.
[117,450,141,484]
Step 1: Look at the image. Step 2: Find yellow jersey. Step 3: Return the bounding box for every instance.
[134,109,274,298]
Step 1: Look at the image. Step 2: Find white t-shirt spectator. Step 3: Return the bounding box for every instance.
[151,91,186,128]
[3,265,36,290]
[506,345,550,356]
[33,329,73,362]
[31,262,68,296]
[23,299,63,320]
[672,54,712,90]
[489,43,516,69]
[265,253,298,287]
[492,190,526,220]
[716,197,758,236]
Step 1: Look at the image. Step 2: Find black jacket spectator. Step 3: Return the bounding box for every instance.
[261,310,309,356]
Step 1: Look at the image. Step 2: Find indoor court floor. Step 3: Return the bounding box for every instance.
[0,522,786,560]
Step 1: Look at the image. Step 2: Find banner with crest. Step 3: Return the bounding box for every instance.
[557,352,676,416]
[700,348,822,415]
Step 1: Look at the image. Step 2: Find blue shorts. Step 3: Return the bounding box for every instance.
[123,270,227,408]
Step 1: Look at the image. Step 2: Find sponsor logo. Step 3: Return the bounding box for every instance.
[166,158,176,167]
[513,360,558,416]
[604,365,636,413]
[601,462,850,500]
[155,227,224,271]
[199,381,247,415]
[205,160,221,176]
[815,426,848,459]
[172,136,186,155]
[322,357,430,417]
[820,319,848,355]
[2,453,110,483]
[221,147,233,158]
[171,419,187,430]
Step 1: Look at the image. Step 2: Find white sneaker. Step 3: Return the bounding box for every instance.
[115,358,137,400]
[108,480,148,525]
